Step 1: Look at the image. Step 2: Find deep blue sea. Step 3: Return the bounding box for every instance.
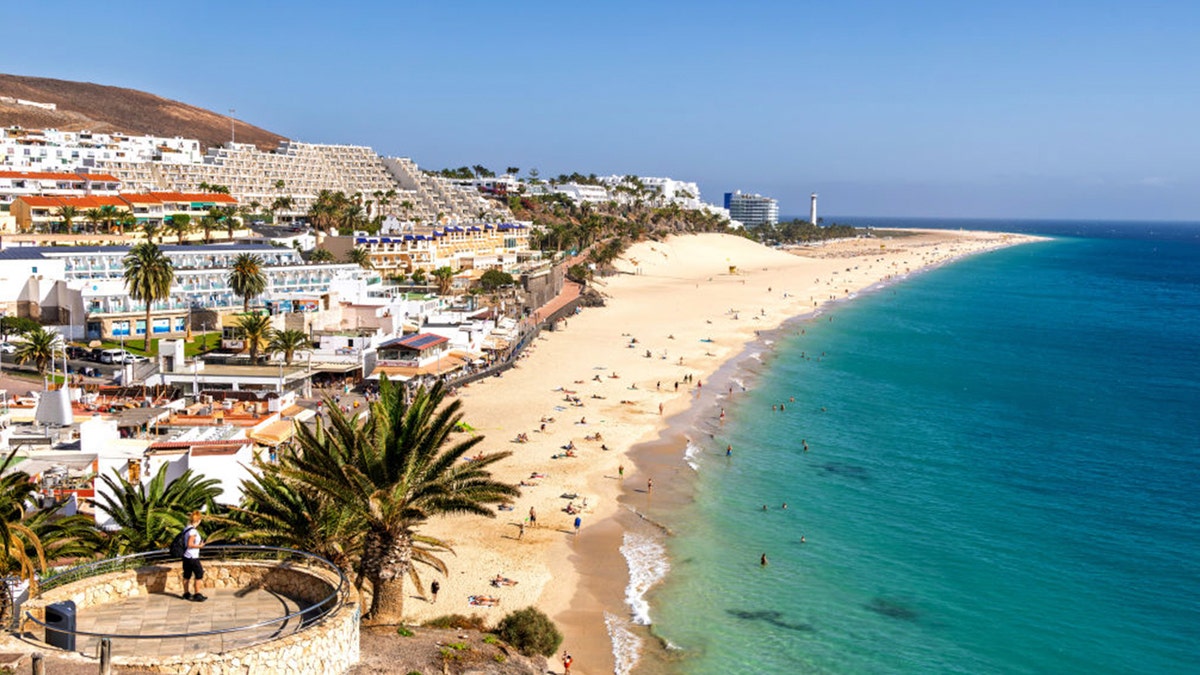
[643,219,1200,674]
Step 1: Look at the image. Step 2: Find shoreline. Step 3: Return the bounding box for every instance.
[411,229,1047,674]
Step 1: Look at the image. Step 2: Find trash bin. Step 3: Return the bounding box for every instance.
[44,600,76,651]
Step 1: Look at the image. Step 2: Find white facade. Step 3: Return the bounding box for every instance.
[600,175,704,209]
[556,183,610,204]
[724,190,779,226]
[1,128,204,172]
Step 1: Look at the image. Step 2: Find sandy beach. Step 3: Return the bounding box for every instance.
[410,229,1044,673]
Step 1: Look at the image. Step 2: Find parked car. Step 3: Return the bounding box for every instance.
[99,349,132,364]
[66,345,89,360]
[0,343,16,354]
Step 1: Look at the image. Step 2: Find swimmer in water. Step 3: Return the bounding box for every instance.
[761,553,768,566]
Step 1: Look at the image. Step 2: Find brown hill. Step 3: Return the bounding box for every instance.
[0,74,287,151]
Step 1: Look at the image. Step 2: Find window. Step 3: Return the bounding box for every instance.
[135,320,146,336]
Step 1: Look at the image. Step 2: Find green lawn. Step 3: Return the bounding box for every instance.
[88,332,221,358]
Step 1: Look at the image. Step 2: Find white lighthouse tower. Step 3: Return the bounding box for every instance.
[809,193,818,225]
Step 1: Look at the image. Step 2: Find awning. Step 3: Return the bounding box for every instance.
[249,418,296,446]
[367,354,469,381]
[311,363,363,373]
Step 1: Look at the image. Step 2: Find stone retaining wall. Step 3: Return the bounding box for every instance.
[25,560,360,674]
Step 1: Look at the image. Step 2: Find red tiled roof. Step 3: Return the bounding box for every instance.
[13,195,130,209]
[119,193,164,204]
[149,192,238,204]
[13,196,63,207]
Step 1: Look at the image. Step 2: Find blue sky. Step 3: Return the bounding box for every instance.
[5,1,1198,220]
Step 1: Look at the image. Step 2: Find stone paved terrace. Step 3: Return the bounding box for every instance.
[71,587,307,658]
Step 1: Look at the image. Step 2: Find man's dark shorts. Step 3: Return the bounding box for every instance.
[182,558,204,580]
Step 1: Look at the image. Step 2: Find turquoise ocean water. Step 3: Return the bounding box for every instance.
[642,220,1200,674]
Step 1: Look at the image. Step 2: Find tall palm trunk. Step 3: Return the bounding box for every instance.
[362,530,412,624]
[144,303,153,352]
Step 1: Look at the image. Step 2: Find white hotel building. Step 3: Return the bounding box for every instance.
[724,190,779,226]
[0,244,368,340]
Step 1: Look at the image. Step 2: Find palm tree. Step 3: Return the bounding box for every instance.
[168,213,192,243]
[270,196,294,225]
[94,464,223,556]
[55,205,78,234]
[235,313,272,363]
[141,220,161,243]
[14,326,63,376]
[98,204,120,233]
[346,247,373,270]
[0,450,48,597]
[219,205,240,239]
[83,208,105,235]
[199,213,219,244]
[280,377,517,623]
[231,459,360,573]
[228,253,266,313]
[123,242,175,352]
[308,248,335,263]
[431,266,456,295]
[268,328,310,365]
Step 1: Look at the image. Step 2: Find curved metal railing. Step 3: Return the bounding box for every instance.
[25,545,348,656]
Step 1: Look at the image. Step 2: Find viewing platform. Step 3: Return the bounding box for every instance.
[19,546,360,674]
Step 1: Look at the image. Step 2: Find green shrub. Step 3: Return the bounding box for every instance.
[396,625,414,637]
[423,613,489,631]
[494,653,507,663]
[495,607,563,657]
[482,634,500,645]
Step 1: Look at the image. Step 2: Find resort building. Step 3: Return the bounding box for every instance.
[0,170,121,208]
[724,190,779,226]
[100,140,508,224]
[323,220,534,275]
[0,243,368,340]
[1,127,204,172]
[4,128,510,226]
[8,191,237,232]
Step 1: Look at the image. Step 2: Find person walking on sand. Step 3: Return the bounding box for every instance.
[647,477,653,493]
[529,506,537,528]
[574,515,582,534]
[563,652,573,674]
[429,580,440,603]
[181,511,207,602]
[519,521,526,540]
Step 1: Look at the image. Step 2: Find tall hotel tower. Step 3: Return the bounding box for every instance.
[723,190,779,227]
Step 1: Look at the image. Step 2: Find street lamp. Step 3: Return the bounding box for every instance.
[229,109,236,144]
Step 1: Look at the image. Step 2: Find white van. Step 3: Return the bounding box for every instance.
[98,349,128,364]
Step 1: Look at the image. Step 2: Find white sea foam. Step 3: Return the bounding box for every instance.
[683,438,702,471]
[748,351,762,361]
[605,611,642,675]
[763,338,775,345]
[621,532,670,626]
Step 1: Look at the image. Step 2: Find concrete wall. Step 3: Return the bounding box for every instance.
[520,261,565,313]
[27,559,360,674]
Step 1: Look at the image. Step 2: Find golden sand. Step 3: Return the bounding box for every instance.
[409,230,1043,672]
